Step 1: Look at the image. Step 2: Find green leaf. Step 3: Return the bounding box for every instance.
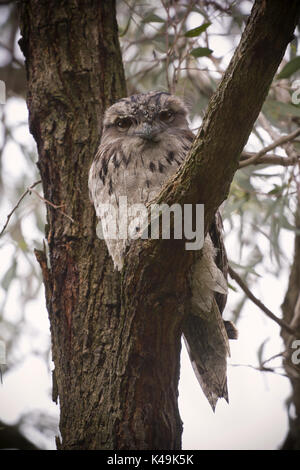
[119,16,131,37]
[278,214,300,233]
[229,260,261,277]
[142,13,165,23]
[267,184,286,196]
[184,22,211,37]
[257,338,269,367]
[277,56,300,79]
[228,282,238,292]
[190,47,213,58]
[2,259,17,291]
[263,99,300,118]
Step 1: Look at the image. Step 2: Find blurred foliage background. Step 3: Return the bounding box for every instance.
[0,0,300,449]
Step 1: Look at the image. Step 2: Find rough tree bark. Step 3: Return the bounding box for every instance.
[19,0,300,450]
[19,0,127,450]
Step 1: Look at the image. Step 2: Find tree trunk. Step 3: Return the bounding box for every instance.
[19,0,129,450]
[19,0,300,450]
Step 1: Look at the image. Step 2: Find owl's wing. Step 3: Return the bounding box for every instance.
[209,211,228,313]
[183,213,237,410]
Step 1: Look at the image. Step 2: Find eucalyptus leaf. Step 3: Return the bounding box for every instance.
[184,23,211,37]
[229,260,261,277]
[257,338,270,367]
[277,56,300,79]
[1,259,17,291]
[228,282,238,292]
[267,184,286,196]
[279,214,300,233]
[263,99,300,118]
[190,47,213,58]
[142,12,165,23]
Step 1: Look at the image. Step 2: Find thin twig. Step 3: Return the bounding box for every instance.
[121,0,161,34]
[239,128,300,168]
[229,362,288,377]
[28,188,75,223]
[240,151,300,167]
[0,179,75,237]
[171,0,198,91]
[161,0,198,93]
[0,180,42,237]
[261,350,287,367]
[161,0,171,92]
[259,113,299,162]
[127,62,159,81]
[228,265,298,337]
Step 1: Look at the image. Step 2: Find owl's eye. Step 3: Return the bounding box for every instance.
[159,110,174,123]
[115,117,132,130]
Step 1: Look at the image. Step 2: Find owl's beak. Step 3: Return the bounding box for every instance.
[134,123,160,142]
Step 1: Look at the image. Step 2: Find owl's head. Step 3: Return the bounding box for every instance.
[101,91,190,145]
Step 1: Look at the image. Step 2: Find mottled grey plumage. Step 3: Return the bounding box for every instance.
[89,91,237,410]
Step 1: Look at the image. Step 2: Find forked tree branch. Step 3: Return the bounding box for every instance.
[0,180,41,237]
[0,180,74,238]
[239,128,300,168]
[125,0,300,285]
[240,151,300,167]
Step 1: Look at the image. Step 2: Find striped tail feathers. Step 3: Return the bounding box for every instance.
[183,298,230,411]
